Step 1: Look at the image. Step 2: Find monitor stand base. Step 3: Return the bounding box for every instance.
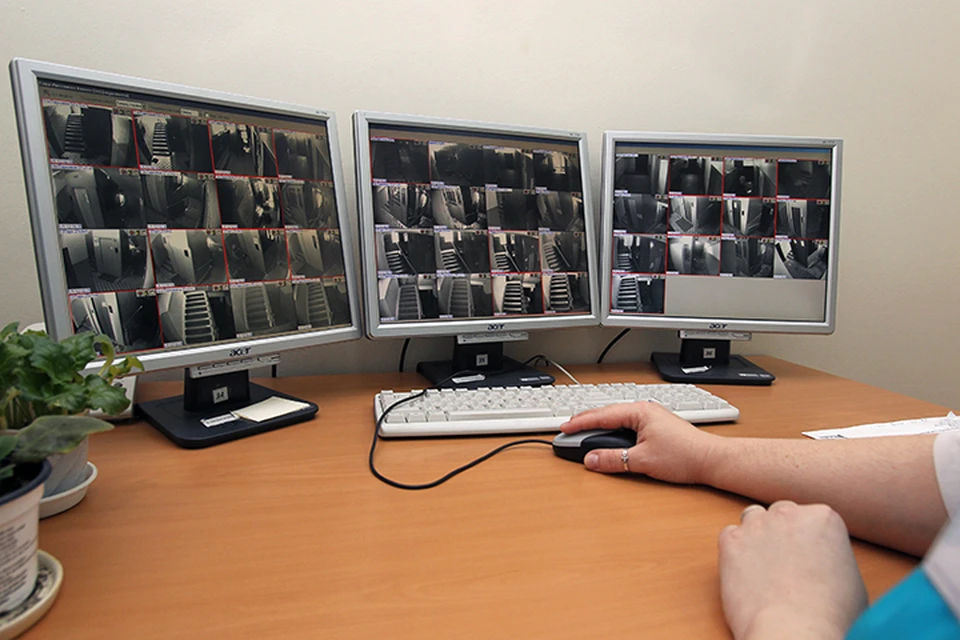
[417,357,555,390]
[136,381,318,449]
[651,352,775,386]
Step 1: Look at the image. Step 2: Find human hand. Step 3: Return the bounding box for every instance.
[559,401,719,484]
[718,501,868,640]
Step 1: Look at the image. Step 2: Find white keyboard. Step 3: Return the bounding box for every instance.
[374,383,739,438]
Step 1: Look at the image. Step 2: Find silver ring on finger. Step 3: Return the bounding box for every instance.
[740,504,765,523]
[621,448,630,472]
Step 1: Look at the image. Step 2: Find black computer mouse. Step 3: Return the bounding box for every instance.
[552,428,637,463]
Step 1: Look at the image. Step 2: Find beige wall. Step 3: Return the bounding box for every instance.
[1,0,957,411]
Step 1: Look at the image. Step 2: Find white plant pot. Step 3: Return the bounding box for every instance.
[0,461,50,613]
[42,437,88,498]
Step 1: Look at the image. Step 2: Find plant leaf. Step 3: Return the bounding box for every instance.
[83,375,131,415]
[0,435,17,461]
[30,333,87,385]
[10,415,113,463]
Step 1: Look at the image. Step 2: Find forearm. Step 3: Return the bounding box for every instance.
[700,434,946,556]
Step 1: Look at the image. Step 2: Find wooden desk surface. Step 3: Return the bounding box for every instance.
[28,357,942,639]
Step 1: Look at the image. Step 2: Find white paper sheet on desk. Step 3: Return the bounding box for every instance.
[803,412,959,440]
[232,396,314,423]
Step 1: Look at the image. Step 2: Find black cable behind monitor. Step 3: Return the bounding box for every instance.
[597,328,631,364]
[398,338,411,373]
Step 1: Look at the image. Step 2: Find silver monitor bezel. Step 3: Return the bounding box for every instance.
[599,130,842,334]
[10,57,363,372]
[353,110,601,339]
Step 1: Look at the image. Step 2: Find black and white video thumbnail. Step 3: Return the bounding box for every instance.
[372,184,431,229]
[210,122,277,177]
[62,230,152,292]
[432,185,485,229]
[371,137,429,183]
[287,230,345,278]
[668,236,721,275]
[230,282,297,336]
[614,153,669,195]
[543,273,590,313]
[70,291,162,352]
[216,177,282,228]
[724,198,775,237]
[377,230,436,275]
[490,232,540,273]
[275,130,332,181]
[537,192,584,232]
[151,229,226,286]
[141,172,220,228]
[670,196,722,235]
[777,160,831,199]
[54,167,144,229]
[777,200,830,239]
[721,238,775,278]
[293,278,352,328]
[225,230,289,281]
[614,194,668,234]
[669,156,722,195]
[378,275,440,321]
[485,189,537,230]
[483,147,534,190]
[774,240,828,280]
[493,274,543,315]
[612,275,664,314]
[437,275,493,318]
[724,158,776,197]
[282,181,338,229]
[43,102,137,168]
[135,113,213,173]
[613,234,666,273]
[429,142,486,187]
[541,231,587,272]
[435,230,490,273]
[157,287,236,345]
[534,150,582,192]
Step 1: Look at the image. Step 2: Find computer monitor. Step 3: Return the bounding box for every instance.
[10,58,362,446]
[600,132,842,385]
[353,111,600,388]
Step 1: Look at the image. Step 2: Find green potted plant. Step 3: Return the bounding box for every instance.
[1,322,141,494]
[0,322,140,611]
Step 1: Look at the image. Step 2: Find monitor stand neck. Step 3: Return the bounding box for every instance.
[416,337,554,389]
[651,337,775,386]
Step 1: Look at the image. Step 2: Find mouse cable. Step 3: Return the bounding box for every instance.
[368,367,553,490]
[597,328,631,364]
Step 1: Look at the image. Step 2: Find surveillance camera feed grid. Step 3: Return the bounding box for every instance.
[38,80,352,353]
[610,142,833,315]
[368,124,589,322]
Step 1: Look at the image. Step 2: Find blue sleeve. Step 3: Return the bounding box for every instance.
[846,567,960,640]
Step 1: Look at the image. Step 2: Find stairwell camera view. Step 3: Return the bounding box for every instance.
[368,124,590,322]
[39,79,352,354]
[610,141,833,318]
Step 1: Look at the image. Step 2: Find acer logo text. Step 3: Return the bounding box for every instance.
[229,347,252,357]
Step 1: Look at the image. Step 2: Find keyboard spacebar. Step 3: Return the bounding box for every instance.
[446,408,557,420]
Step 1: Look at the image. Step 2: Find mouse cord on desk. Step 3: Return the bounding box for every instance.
[368,363,556,490]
